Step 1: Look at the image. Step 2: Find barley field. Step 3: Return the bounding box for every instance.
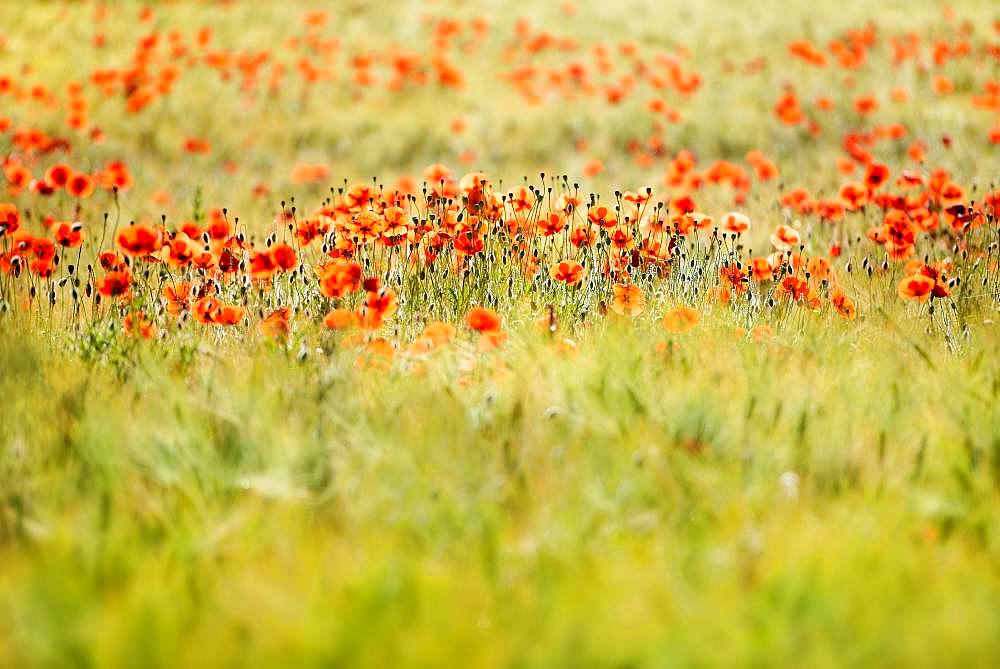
[1,1,999,667]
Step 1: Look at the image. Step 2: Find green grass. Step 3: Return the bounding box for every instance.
[1,0,1000,666]
[2,316,999,667]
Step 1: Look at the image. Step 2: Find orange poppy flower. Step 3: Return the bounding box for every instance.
[781,189,812,213]
[587,203,617,228]
[454,230,484,255]
[422,321,456,346]
[318,260,363,298]
[839,181,868,210]
[610,283,645,316]
[583,159,604,177]
[124,311,156,339]
[258,307,291,338]
[897,275,936,302]
[4,163,32,196]
[355,338,395,371]
[347,210,384,243]
[180,222,203,240]
[295,217,329,246]
[719,212,751,234]
[548,259,585,286]
[183,137,212,154]
[769,224,801,250]
[193,296,222,324]
[207,217,233,241]
[885,241,915,262]
[907,263,951,298]
[719,264,748,293]
[31,237,56,263]
[215,304,245,326]
[748,257,774,281]
[570,225,596,247]
[423,163,453,183]
[323,307,359,330]
[672,212,711,235]
[163,234,197,268]
[806,256,830,281]
[162,282,192,316]
[776,275,810,302]
[663,306,699,333]
[380,206,411,245]
[290,162,330,185]
[477,331,508,352]
[364,287,398,319]
[831,289,857,320]
[774,90,803,125]
[610,228,634,251]
[538,211,567,236]
[938,181,965,207]
[815,199,845,222]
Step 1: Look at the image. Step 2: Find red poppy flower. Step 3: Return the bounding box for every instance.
[45,163,73,189]
[67,172,95,198]
[53,221,84,248]
[98,271,131,298]
[465,307,501,333]
[0,202,21,236]
[117,224,161,256]
[270,243,297,271]
[897,275,935,302]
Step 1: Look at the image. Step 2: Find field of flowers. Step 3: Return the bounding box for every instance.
[1,0,999,666]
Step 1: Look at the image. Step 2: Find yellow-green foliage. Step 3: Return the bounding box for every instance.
[1,1,999,667]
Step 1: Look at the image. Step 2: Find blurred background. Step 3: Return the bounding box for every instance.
[1,0,997,222]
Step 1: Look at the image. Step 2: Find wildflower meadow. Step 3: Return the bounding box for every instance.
[1,1,999,666]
